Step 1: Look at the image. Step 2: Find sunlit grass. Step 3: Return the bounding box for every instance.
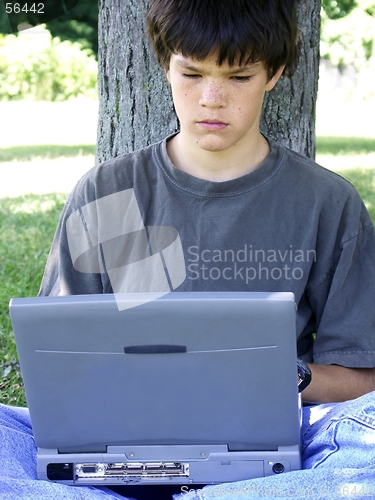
[316,136,375,156]
[332,167,375,221]
[0,193,66,405]
[0,144,95,163]
[316,137,375,221]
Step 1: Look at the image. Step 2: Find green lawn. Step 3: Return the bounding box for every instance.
[0,193,66,405]
[0,131,374,406]
[316,136,375,156]
[316,136,375,221]
[0,144,95,163]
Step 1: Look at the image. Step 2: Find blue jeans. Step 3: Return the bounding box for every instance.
[1,392,375,500]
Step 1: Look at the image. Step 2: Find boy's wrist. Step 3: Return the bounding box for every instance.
[297,358,312,392]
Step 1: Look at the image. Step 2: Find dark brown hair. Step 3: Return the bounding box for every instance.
[147,0,299,79]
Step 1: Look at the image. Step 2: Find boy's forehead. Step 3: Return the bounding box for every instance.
[171,53,263,72]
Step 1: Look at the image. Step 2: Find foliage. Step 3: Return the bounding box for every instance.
[320,1,375,69]
[0,0,98,56]
[0,26,97,101]
[46,0,98,56]
[322,0,358,19]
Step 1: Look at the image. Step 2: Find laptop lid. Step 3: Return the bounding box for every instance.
[9,292,300,482]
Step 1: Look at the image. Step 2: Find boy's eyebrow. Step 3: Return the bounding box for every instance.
[227,64,261,74]
[174,59,261,74]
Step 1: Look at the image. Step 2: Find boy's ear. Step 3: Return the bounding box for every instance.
[265,65,285,92]
[165,68,171,84]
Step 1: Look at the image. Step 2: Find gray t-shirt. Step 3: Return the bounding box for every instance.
[39,137,375,368]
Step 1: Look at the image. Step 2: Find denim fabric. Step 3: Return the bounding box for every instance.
[302,393,375,470]
[173,469,375,500]
[1,393,375,500]
[0,404,126,500]
[174,392,375,500]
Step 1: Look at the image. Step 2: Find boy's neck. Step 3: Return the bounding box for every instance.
[166,131,270,182]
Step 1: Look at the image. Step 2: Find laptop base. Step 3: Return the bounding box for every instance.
[38,444,301,485]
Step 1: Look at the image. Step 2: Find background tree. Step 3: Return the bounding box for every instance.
[261,1,321,158]
[96,0,321,163]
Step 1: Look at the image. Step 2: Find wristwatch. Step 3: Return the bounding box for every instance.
[297,358,312,392]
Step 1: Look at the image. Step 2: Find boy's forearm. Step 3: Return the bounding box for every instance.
[302,364,375,404]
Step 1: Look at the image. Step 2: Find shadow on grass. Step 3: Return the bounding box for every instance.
[0,144,96,162]
[317,136,375,156]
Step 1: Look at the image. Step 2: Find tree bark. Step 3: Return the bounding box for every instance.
[96,0,321,164]
[261,0,321,158]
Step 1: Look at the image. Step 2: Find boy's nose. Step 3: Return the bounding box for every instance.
[199,82,227,108]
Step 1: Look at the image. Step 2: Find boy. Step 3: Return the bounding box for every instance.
[2,1,375,499]
[40,0,375,404]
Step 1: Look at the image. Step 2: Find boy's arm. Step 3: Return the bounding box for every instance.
[302,364,375,403]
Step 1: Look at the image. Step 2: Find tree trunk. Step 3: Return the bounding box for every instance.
[261,1,321,158]
[96,0,321,164]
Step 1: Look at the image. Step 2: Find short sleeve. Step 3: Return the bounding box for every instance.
[38,180,109,297]
[310,214,375,368]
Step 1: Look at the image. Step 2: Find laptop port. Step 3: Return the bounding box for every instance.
[82,465,98,474]
[75,461,189,480]
[145,463,163,472]
[104,464,126,476]
[124,463,144,474]
[163,463,186,475]
[76,463,103,476]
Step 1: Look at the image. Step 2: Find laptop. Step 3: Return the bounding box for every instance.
[9,291,301,486]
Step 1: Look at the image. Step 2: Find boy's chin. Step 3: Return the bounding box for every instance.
[193,136,237,154]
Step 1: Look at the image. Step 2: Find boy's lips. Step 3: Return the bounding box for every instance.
[198,120,228,131]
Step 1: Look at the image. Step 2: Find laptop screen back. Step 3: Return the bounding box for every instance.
[9,292,300,455]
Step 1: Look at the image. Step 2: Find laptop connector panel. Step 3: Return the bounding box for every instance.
[75,462,189,481]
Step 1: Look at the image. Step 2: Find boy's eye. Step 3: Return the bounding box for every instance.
[182,73,201,79]
[231,76,251,82]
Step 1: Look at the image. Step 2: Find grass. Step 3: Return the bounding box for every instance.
[0,124,374,406]
[0,144,95,163]
[316,136,375,156]
[0,193,66,405]
[315,136,375,221]
[330,167,375,222]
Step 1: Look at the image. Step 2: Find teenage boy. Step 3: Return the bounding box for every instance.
[39,0,375,404]
[2,1,375,499]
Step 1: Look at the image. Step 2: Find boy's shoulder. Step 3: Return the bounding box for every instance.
[95,139,162,175]
[69,135,360,209]
[272,139,358,196]
[70,138,167,202]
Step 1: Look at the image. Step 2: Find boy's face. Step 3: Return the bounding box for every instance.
[166,53,283,157]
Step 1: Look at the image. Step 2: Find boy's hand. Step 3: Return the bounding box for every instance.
[302,364,375,403]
